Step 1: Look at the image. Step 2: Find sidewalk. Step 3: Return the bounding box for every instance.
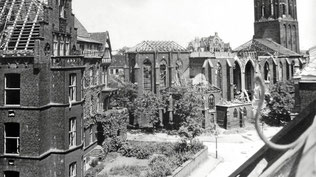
[187,154,222,177]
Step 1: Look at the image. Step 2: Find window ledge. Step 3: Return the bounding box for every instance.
[3,153,19,156]
[3,105,21,108]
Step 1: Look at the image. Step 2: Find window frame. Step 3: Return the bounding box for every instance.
[69,162,77,177]
[89,126,93,145]
[4,74,21,106]
[69,118,76,148]
[4,123,20,155]
[69,74,77,102]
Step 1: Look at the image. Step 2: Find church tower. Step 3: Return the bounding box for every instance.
[254,0,300,53]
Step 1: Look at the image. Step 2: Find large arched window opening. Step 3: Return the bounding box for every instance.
[292,25,297,52]
[264,62,270,81]
[284,24,287,48]
[217,63,223,92]
[245,61,254,99]
[143,59,152,91]
[233,108,238,118]
[288,25,292,50]
[233,61,242,95]
[273,61,277,83]
[160,60,167,87]
[209,94,215,110]
[286,61,290,80]
[279,61,283,81]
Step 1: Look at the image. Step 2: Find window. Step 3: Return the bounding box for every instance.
[65,37,70,55]
[4,171,19,177]
[243,107,247,117]
[89,126,93,145]
[209,94,215,110]
[217,63,222,92]
[69,74,77,102]
[143,59,152,91]
[160,60,167,87]
[97,94,103,113]
[69,118,76,148]
[60,36,65,56]
[5,74,20,106]
[69,162,77,177]
[53,35,58,56]
[4,123,20,154]
[233,109,238,118]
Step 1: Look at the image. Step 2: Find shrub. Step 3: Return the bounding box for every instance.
[173,139,189,153]
[147,155,172,177]
[108,137,124,152]
[189,139,204,154]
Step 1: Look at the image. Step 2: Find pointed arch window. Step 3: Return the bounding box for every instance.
[233,108,238,118]
[264,62,270,81]
[217,63,222,92]
[209,94,215,110]
[160,60,167,87]
[279,61,283,81]
[143,59,152,91]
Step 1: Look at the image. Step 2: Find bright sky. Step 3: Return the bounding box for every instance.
[73,0,316,51]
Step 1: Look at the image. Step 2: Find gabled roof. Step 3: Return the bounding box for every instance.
[74,17,90,38]
[127,41,188,53]
[234,38,301,57]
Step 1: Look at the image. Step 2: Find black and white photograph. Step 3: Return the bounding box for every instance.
[0,0,316,176]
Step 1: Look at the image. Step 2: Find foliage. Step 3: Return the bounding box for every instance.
[90,158,99,168]
[262,81,295,126]
[133,91,164,127]
[147,155,172,177]
[106,137,124,152]
[109,165,143,177]
[94,109,128,139]
[111,82,138,112]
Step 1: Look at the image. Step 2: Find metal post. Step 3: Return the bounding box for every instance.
[215,136,218,159]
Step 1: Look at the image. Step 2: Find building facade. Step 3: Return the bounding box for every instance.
[0,0,117,176]
[125,41,190,95]
[254,0,300,53]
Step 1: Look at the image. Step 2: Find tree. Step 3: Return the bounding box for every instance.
[262,81,295,126]
[117,46,129,55]
[133,91,165,128]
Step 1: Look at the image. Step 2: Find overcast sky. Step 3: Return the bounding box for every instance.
[73,0,316,51]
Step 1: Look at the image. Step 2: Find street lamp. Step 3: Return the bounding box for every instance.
[215,130,218,159]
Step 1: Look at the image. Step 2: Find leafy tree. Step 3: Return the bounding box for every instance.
[262,81,295,126]
[133,91,165,127]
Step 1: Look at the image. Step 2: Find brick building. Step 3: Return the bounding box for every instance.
[254,0,300,53]
[109,55,125,81]
[124,41,190,94]
[0,0,119,176]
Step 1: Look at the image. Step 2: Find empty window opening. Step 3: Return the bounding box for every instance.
[69,118,76,148]
[5,123,20,154]
[5,74,20,105]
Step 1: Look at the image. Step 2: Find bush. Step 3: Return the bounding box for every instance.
[189,139,204,154]
[147,155,172,177]
[173,139,189,153]
[108,137,124,152]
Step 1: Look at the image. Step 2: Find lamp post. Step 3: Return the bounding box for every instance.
[215,130,218,159]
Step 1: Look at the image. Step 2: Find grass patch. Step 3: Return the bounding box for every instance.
[109,165,147,177]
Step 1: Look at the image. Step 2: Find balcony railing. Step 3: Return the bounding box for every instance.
[82,50,104,58]
[51,56,84,69]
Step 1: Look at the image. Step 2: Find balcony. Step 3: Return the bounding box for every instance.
[51,56,84,69]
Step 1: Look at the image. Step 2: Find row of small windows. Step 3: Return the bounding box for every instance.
[3,163,76,177]
[87,67,107,87]
[3,118,77,156]
[53,34,71,56]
